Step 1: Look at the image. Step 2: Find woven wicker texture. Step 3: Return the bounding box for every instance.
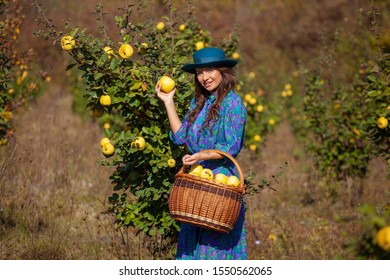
[168,149,245,234]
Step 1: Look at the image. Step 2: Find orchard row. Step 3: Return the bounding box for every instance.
[1,0,47,146]
[31,1,390,259]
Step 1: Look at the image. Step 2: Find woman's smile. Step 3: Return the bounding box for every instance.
[203,80,214,89]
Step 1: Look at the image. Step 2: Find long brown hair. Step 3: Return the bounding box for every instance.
[186,66,237,134]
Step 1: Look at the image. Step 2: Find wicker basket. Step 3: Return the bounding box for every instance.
[168,149,245,234]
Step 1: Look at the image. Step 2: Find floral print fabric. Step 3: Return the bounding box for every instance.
[170,90,247,260]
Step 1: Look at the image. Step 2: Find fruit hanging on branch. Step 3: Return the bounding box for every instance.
[131,136,146,151]
[377,117,388,129]
[61,35,76,51]
[102,142,115,158]
[118,43,134,59]
[99,95,111,107]
[167,159,176,168]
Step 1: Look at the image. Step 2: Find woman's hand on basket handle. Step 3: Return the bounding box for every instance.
[182,150,223,166]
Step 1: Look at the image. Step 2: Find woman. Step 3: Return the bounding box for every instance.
[156,47,247,260]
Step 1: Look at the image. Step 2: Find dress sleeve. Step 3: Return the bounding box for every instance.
[169,121,187,145]
[214,93,247,157]
[169,98,196,145]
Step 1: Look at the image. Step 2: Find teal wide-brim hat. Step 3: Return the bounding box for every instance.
[181,47,238,74]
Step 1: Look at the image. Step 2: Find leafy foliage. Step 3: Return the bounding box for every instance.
[359,52,390,168]
[285,3,389,181]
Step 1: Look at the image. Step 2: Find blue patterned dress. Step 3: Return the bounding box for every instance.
[169,90,247,260]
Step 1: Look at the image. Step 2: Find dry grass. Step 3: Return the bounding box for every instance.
[0,83,149,259]
[239,122,389,260]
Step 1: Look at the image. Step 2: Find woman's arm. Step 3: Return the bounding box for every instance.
[182,150,223,165]
[156,84,182,134]
[163,99,182,134]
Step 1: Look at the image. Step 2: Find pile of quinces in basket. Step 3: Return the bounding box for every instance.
[187,164,240,187]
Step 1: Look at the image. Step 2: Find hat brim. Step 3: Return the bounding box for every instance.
[181,59,238,74]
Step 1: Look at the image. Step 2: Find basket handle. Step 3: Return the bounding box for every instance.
[178,149,245,193]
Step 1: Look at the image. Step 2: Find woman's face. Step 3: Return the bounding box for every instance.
[196,67,222,92]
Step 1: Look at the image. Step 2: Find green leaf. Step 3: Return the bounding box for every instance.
[112,96,124,104]
[153,193,161,200]
[104,129,111,138]
[367,75,377,83]
[107,86,118,94]
[109,58,119,70]
[144,212,154,221]
[367,90,379,97]
[108,193,119,203]
[175,39,186,47]
[142,126,150,134]
[70,27,79,37]
[94,72,104,80]
[66,63,77,71]
[124,215,132,225]
[131,81,142,90]
[133,220,144,230]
